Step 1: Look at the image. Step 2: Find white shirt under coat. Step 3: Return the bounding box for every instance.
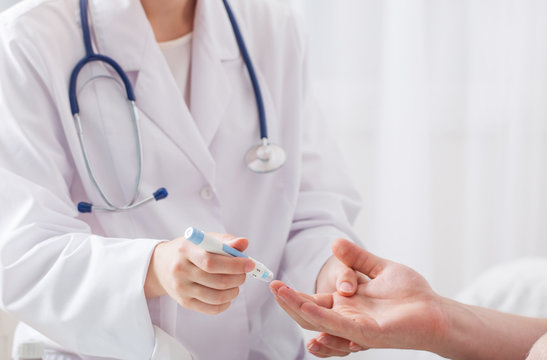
[0,0,361,359]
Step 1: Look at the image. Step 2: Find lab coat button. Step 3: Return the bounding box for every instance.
[200,186,214,200]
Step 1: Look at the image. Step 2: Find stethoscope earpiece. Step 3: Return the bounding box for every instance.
[153,187,169,200]
[77,188,169,213]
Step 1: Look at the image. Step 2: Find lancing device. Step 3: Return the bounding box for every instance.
[184,227,274,282]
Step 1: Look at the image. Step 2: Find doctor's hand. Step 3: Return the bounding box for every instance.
[144,233,255,315]
[270,239,444,358]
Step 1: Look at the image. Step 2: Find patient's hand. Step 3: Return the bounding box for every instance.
[270,239,446,358]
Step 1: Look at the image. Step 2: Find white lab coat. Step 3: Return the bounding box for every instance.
[0,0,361,359]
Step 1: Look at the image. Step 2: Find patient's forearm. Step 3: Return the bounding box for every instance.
[436,298,547,360]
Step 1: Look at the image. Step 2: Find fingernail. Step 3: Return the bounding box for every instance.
[316,335,328,345]
[340,281,353,293]
[308,342,320,352]
[245,262,255,272]
[350,343,364,352]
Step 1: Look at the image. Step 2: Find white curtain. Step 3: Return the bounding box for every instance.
[289,0,547,359]
[0,3,21,360]
[0,0,16,11]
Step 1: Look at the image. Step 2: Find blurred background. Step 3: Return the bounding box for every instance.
[1,0,547,359]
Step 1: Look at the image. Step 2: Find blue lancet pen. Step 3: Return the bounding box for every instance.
[184,227,274,282]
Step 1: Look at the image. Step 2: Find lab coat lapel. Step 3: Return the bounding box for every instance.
[190,0,240,147]
[90,0,216,184]
[135,41,217,184]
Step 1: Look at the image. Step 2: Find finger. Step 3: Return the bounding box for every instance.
[270,280,286,292]
[270,285,317,330]
[189,270,246,290]
[188,283,240,305]
[270,284,333,331]
[307,339,350,358]
[332,238,389,279]
[225,237,249,252]
[271,286,335,333]
[209,232,249,252]
[277,286,334,308]
[299,301,377,343]
[315,333,367,353]
[271,281,333,308]
[186,244,255,274]
[357,272,370,285]
[315,333,353,353]
[349,341,367,352]
[182,297,231,315]
[336,265,358,296]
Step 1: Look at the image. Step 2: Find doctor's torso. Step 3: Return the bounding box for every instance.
[0,0,360,359]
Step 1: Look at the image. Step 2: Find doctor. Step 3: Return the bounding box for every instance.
[0,0,361,359]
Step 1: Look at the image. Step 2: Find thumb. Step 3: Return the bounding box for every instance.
[336,265,358,296]
[332,238,387,279]
[208,232,250,252]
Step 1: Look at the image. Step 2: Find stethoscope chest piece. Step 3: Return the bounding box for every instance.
[246,138,286,173]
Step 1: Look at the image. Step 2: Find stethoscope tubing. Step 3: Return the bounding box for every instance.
[222,0,268,140]
[73,100,143,210]
[71,0,152,213]
[69,55,136,115]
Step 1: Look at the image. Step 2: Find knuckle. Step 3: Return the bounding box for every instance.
[232,286,240,298]
[211,305,223,314]
[214,276,231,290]
[220,288,238,303]
[219,274,243,289]
[177,239,188,253]
[212,289,231,304]
[204,303,226,315]
[194,287,216,305]
[178,297,190,309]
[200,256,214,272]
[173,280,185,293]
[343,268,356,279]
[215,302,231,314]
[235,274,246,286]
[188,263,202,277]
[170,261,183,275]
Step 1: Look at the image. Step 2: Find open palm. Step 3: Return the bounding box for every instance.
[271,239,446,357]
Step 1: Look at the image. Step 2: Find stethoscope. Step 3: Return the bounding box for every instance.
[71,0,286,214]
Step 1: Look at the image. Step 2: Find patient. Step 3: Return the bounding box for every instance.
[270,239,547,359]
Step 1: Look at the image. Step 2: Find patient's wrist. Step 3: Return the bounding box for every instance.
[432,297,480,359]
